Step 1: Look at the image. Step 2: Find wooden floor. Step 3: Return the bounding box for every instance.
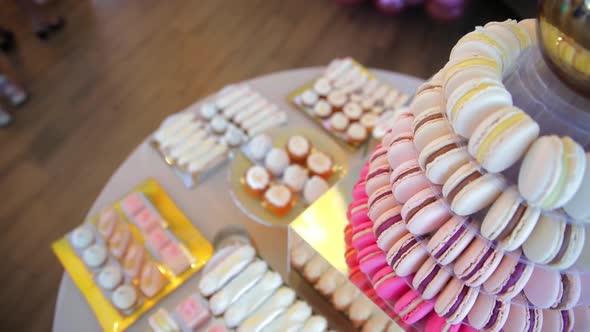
[0,0,516,330]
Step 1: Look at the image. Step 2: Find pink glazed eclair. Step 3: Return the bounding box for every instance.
[390,158,431,204]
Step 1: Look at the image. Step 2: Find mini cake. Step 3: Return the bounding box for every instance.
[109,224,132,259]
[347,123,368,144]
[224,127,243,147]
[343,102,363,121]
[149,308,180,332]
[123,242,145,279]
[264,148,290,177]
[313,77,331,97]
[307,151,333,179]
[245,165,271,197]
[210,115,228,135]
[82,243,108,268]
[301,90,319,107]
[70,225,94,249]
[159,243,192,276]
[327,91,347,111]
[247,134,273,161]
[112,284,139,312]
[175,296,211,330]
[283,165,309,193]
[303,176,330,205]
[199,103,218,121]
[313,100,332,118]
[264,184,294,216]
[97,208,120,240]
[286,135,312,163]
[329,113,350,132]
[97,265,124,291]
[360,113,379,131]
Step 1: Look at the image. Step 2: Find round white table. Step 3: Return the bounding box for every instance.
[52,68,423,332]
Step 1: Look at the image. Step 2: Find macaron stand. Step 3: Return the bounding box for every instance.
[52,0,590,330]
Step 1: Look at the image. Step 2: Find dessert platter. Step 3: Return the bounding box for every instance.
[53,2,590,331]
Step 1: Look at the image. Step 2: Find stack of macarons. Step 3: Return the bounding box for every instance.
[343,17,590,332]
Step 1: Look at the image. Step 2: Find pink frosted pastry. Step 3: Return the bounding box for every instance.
[368,186,397,223]
[108,224,132,259]
[352,221,377,251]
[175,295,211,330]
[123,242,145,279]
[365,165,391,198]
[97,208,120,240]
[357,244,387,278]
[372,205,406,252]
[387,131,418,171]
[402,187,451,236]
[121,192,147,216]
[159,242,192,276]
[453,237,503,287]
[132,208,160,233]
[349,198,370,226]
[412,257,452,300]
[371,265,409,301]
[147,227,172,253]
[390,158,430,204]
[140,261,167,298]
[387,233,428,277]
[394,289,435,325]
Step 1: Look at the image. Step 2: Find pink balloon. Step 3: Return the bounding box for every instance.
[374,0,406,15]
[425,0,465,22]
[334,0,367,5]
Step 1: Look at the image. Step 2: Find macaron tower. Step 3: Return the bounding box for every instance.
[342,18,590,332]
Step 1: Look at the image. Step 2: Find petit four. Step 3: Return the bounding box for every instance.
[149,308,180,332]
[343,102,363,121]
[264,184,294,216]
[147,227,172,253]
[303,176,329,205]
[245,165,271,197]
[97,208,119,239]
[283,165,309,193]
[199,103,218,121]
[247,134,273,161]
[121,192,146,216]
[159,242,192,276]
[301,90,319,107]
[210,116,229,135]
[346,123,368,144]
[313,100,332,118]
[360,113,379,131]
[329,113,349,132]
[133,208,160,233]
[286,135,311,163]
[306,151,333,179]
[140,261,167,298]
[71,225,94,249]
[123,242,145,279]
[313,77,331,97]
[175,296,211,330]
[327,91,347,110]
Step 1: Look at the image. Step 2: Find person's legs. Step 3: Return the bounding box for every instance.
[12,0,65,40]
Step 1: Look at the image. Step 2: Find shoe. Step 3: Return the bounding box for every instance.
[0,109,13,127]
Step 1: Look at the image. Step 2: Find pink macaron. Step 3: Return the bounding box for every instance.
[372,205,407,252]
[412,257,452,300]
[371,265,410,301]
[387,131,418,172]
[345,246,359,269]
[366,165,391,198]
[435,277,479,325]
[358,244,387,278]
[368,186,397,223]
[482,251,533,300]
[453,237,503,287]
[427,216,476,265]
[349,266,371,291]
[390,158,431,204]
[387,233,429,277]
[412,105,452,153]
[503,302,543,332]
[523,268,581,310]
[541,308,574,332]
[394,289,435,325]
[573,306,590,331]
[389,111,415,137]
[352,221,377,251]
[369,145,389,172]
[344,223,353,247]
[402,187,452,236]
[424,312,461,332]
[352,180,368,201]
[360,161,370,180]
[349,198,370,226]
[467,293,510,332]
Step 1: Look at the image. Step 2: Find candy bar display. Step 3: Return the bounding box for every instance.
[288,58,410,147]
[52,179,213,331]
[335,18,590,332]
[228,127,348,226]
[152,84,287,188]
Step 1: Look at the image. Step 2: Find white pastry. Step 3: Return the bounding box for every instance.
[332,282,360,311]
[237,287,295,332]
[303,176,330,205]
[315,268,346,297]
[234,100,268,124]
[216,85,250,109]
[303,254,329,283]
[262,301,312,332]
[223,93,260,119]
[313,77,331,96]
[247,134,273,161]
[199,103,218,120]
[247,111,287,137]
[82,243,108,268]
[301,90,319,107]
[329,113,349,132]
[349,295,374,327]
[199,245,256,297]
[210,116,228,134]
[97,265,123,290]
[283,165,309,193]
[313,100,332,118]
[224,127,244,147]
[343,102,362,121]
[346,122,368,142]
[290,241,315,270]
[112,284,138,311]
[362,312,390,332]
[71,225,94,249]
[264,148,289,177]
[301,316,328,332]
